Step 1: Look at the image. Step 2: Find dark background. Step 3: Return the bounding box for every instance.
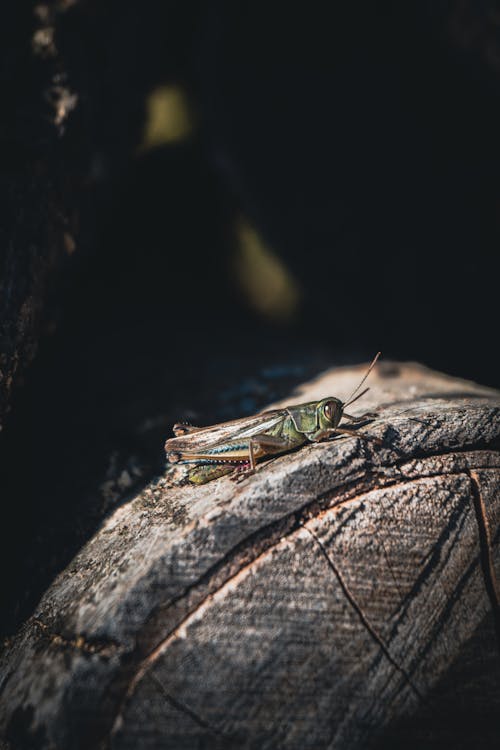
[1,0,499,673]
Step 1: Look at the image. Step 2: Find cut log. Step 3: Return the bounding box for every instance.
[1,361,500,750]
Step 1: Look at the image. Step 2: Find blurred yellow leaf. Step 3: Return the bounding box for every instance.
[233,219,301,322]
[140,85,194,151]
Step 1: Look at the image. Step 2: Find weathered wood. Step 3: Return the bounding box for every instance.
[1,361,500,749]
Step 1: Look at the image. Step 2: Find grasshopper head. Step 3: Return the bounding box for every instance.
[317,397,343,430]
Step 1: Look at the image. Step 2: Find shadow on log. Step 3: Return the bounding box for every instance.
[1,360,500,749]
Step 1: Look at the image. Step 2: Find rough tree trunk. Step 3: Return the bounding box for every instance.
[1,361,500,749]
[0,2,79,430]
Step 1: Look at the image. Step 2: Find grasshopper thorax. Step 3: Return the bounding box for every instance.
[316,397,344,430]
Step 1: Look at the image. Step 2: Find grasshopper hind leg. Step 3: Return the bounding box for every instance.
[187,463,234,485]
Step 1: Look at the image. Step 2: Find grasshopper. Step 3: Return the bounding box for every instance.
[165,353,381,485]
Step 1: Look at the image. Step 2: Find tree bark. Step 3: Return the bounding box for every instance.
[1,361,500,750]
[0,3,79,430]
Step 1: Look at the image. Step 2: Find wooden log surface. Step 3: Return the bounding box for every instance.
[1,360,500,749]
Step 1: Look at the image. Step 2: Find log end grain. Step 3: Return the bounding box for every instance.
[1,361,500,749]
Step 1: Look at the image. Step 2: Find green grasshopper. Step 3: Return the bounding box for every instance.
[165,353,381,485]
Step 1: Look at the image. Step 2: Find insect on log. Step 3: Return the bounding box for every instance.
[1,361,500,750]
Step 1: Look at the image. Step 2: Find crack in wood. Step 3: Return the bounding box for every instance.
[108,535,298,740]
[110,475,466,726]
[148,672,224,738]
[468,470,500,655]
[388,496,471,637]
[316,447,500,507]
[100,453,498,748]
[409,556,480,679]
[301,524,425,703]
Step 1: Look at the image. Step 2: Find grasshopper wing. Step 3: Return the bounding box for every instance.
[165,408,288,455]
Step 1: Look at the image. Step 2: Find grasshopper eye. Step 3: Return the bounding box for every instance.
[323,400,336,423]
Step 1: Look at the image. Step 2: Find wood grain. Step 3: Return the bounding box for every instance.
[1,361,500,749]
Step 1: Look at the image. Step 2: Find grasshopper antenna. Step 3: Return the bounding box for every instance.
[343,352,381,408]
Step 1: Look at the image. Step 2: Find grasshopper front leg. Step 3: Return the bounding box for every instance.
[311,426,384,445]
